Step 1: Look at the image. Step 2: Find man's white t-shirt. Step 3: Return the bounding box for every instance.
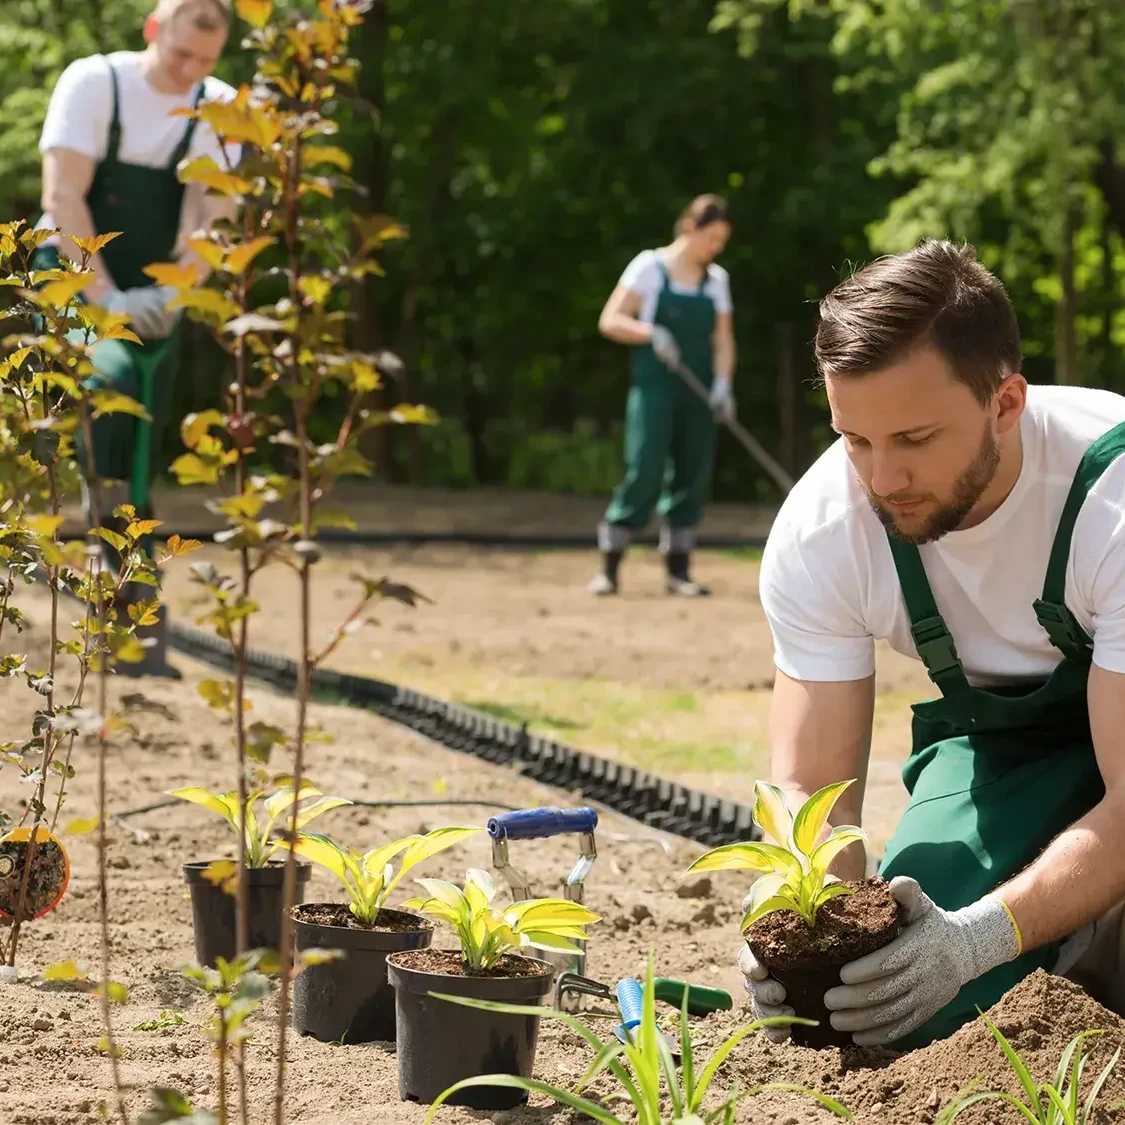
[759,384,1125,686]
[36,51,240,242]
[618,249,733,324]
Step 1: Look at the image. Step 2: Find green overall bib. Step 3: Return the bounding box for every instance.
[35,56,201,512]
[877,419,1125,1047]
[603,262,718,537]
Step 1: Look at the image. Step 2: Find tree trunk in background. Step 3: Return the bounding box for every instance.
[1054,203,1080,386]
[352,0,400,480]
[777,321,798,476]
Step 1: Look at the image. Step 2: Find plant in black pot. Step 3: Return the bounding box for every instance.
[388,867,601,1110]
[286,825,484,1044]
[683,779,904,1048]
[171,782,350,967]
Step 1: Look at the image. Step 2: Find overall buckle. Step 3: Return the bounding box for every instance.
[1033,599,1093,656]
[911,615,961,678]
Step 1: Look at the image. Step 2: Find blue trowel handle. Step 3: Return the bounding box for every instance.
[487,806,598,841]
[616,978,644,1031]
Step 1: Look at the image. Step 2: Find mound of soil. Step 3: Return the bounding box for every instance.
[718,969,1125,1123]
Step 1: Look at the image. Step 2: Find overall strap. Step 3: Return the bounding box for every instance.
[104,57,122,163]
[1034,419,1125,659]
[886,535,971,696]
[167,80,205,171]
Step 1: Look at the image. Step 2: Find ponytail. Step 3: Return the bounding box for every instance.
[674,194,729,236]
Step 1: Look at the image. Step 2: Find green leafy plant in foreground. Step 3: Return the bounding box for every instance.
[289,826,484,926]
[401,867,601,972]
[168,783,351,868]
[422,952,853,1124]
[936,1010,1124,1125]
[683,779,866,929]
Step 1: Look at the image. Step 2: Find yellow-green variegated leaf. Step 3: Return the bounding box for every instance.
[741,895,798,930]
[263,785,320,820]
[521,930,583,954]
[753,781,794,849]
[792,780,855,858]
[464,868,496,913]
[287,832,355,883]
[502,899,600,928]
[293,796,352,831]
[385,826,483,894]
[743,872,787,914]
[168,787,238,830]
[402,896,461,926]
[809,825,867,877]
[410,878,468,912]
[684,841,800,879]
[361,837,418,880]
[813,883,855,909]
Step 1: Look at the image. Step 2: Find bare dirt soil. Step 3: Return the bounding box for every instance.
[2,580,1122,1125]
[7,507,1107,1125]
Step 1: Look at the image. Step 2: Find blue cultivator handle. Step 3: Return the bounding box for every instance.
[487,806,598,841]
[616,977,644,1032]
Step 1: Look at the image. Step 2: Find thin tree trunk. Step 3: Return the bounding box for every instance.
[1055,203,1080,386]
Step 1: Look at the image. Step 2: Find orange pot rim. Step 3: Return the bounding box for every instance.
[0,826,71,920]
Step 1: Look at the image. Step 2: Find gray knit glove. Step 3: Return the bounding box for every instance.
[823,875,1021,1046]
[737,941,795,1044]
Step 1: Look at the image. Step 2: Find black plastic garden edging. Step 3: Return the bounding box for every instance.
[61,528,767,549]
[166,622,763,849]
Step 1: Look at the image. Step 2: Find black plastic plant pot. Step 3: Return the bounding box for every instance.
[182,860,311,967]
[386,949,554,1110]
[291,904,433,1044]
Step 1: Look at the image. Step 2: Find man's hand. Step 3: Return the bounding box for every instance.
[649,324,680,369]
[103,286,180,340]
[709,374,735,423]
[737,942,794,1043]
[823,876,1020,1046]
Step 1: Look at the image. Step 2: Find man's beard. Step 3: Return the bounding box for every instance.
[867,425,1001,545]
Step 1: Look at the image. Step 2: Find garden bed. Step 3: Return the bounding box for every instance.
[3,582,1123,1123]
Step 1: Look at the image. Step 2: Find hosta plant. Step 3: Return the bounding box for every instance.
[421,953,853,1124]
[936,1011,1124,1125]
[402,867,600,973]
[683,780,866,929]
[290,827,483,926]
[168,783,351,868]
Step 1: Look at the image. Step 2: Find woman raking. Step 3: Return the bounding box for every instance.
[589,194,738,597]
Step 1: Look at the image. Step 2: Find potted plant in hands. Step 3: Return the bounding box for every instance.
[286,826,483,1044]
[171,782,350,966]
[387,867,600,1110]
[683,779,903,1048]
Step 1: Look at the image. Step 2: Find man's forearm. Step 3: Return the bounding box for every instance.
[995,790,1125,950]
[48,196,116,297]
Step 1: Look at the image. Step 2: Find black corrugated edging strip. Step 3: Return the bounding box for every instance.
[62,529,767,549]
[167,622,762,849]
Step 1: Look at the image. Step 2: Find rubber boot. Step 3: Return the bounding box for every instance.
[665,551,710,597]
[586,549,623,596]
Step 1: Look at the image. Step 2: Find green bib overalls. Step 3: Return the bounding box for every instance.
[877,419,1125,1046]
[603,262,719,539]
[35,56,202,513]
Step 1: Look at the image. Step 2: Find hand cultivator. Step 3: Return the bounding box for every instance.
[488,805,599,1006]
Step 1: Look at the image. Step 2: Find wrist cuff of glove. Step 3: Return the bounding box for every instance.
[959,894,1023,978]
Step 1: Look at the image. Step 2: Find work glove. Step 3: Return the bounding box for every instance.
[737,940,795,1044]
[709,374,736,423]
[649,324,680,370]
[103,285,180,340]
[822,876,1021,1046]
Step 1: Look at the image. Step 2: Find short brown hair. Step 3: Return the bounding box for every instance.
[675,194,729,236]
[814,238,1021,404]
[154,0,231,31]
